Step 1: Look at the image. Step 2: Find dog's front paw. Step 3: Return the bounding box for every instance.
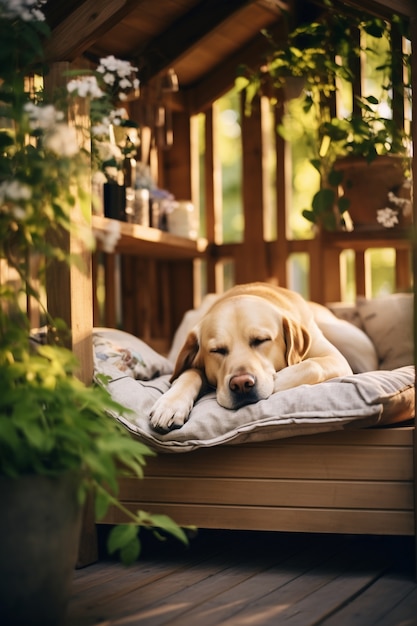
[149,395,193,432]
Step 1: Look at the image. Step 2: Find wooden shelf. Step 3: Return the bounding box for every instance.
[92,216,208,259]
[322,227,413,250]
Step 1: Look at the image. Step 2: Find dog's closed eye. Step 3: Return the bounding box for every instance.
[210,346,228,356]
[250,337,271,348]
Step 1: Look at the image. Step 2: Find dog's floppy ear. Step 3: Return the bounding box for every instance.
[170,330,200,382]
[282,317,312,365]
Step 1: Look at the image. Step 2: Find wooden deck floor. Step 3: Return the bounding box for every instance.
[66,529,417,626]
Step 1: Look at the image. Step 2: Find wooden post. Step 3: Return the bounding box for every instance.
[238,91,269,284]
[273,97,290,287]
[205,105,224,293]
[44,62,96,566]
[44,61,94,385]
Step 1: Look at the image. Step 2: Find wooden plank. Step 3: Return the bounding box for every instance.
[91,252,100,326]
[120,538,339,626]
[354,249,368,297]
[320,574,417,626]
[120,255,135,334]
[204,104,225,292]
[69,531,297,626]
[241,93,265,246]
[137,443,414,481]
[395,248,412,292]
[212,545,391,626]
[278,428,414,446]
[92,216,207,259]
[375,588,417,626]
[44,0,133,62]
[323,248,342,302]
[102,502,415,535]
[350,0,417,19]
[270,99,289,287]
[70,553,207,612]
[236,92,269,283]
[308,232,327,303]
[136,0,281,84]
[188,25,285,113]
[103,253,117,328]
[322,230,412,249]
[118,476,414,510]
[67,533,416,626]
[161,110,192,199]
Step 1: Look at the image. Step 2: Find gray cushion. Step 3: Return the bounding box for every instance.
[93,329,414,453]
[356,293,414,369]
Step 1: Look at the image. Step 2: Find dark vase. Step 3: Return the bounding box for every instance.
[103,182,127,221]
[0,472,82,626]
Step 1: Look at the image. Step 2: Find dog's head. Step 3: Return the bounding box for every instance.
[171,294,311,409]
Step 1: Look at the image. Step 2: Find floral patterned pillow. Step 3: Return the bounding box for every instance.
[93,328,172,380]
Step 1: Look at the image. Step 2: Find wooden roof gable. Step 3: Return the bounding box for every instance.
[44,0,288,104]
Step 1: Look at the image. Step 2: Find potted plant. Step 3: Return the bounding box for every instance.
[237,0,411,231]
[0,3,189,625]
[328,97,412,229]
[77,55,141,222]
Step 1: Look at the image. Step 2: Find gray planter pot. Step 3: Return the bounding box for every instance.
[0,472,82,626]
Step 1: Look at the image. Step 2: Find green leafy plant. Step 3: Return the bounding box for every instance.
[237,0,411,230]
[0,0,190,565]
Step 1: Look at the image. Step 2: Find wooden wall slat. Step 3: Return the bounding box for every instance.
[134,442,413,481]
[103,502,415,535]
[119,477,414,510]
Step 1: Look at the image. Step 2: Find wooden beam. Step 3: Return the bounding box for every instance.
[136,0,260,83]
[186,22,285,113]
[342,0,417,18]
[44,0,139,62]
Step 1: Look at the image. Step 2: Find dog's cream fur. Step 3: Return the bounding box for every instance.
[150,283,352,431]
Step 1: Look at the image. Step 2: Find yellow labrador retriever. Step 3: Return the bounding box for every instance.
[150,282,352,431]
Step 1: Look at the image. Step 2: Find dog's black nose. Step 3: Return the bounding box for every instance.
[229,373,256,394]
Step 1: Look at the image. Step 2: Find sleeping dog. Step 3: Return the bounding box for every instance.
[150,282,352,431]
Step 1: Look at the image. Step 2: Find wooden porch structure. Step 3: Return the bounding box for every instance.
[41,0,417,585]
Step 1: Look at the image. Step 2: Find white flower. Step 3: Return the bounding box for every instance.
[0,0,46,21]
[97,55,119,73]
[92,171,108,185]
[377,207,399,228]
[0,179,32,203]
[102,72,116,86]
[92,122,110,137]
[24,102,64,131]
[97,56,138,78]
[119,78,132,90]
[44,124,79,157]
[109,108,128,126]
[104,166,120,181]
[94,219,121,253]
[96,141,122,163]
[11,205,27,220]
[67,76,104,99]
[387,190,412,219]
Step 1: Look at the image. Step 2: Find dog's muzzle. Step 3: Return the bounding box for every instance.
[228,373,260,408]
